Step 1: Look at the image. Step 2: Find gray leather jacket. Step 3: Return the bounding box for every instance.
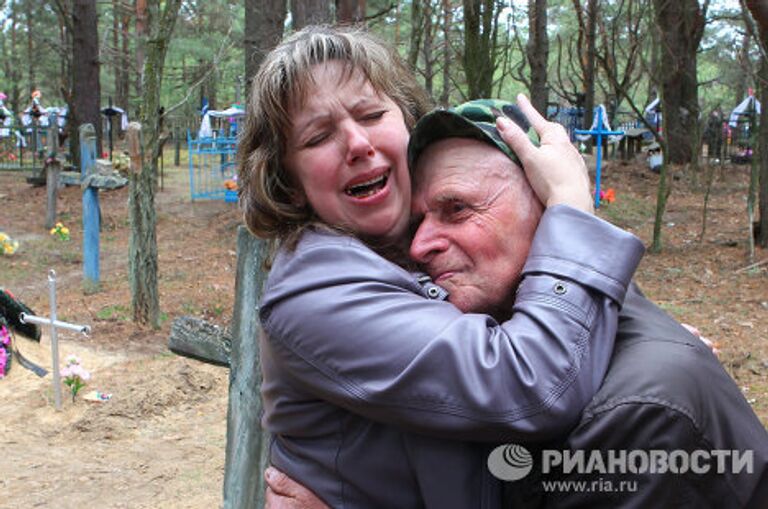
[259,205,644,508]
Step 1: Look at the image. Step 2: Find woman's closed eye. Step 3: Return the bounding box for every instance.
[304,131,331,147]
[360,110,387,122]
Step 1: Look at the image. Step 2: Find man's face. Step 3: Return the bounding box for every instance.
[409,138,544,316]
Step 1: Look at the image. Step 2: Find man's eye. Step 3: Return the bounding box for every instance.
[443,201,470,220]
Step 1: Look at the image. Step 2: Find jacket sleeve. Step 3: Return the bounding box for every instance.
[260,205,644,442]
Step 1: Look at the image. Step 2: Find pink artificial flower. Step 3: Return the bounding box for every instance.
[0,348,7,378]
[0,325,10,346]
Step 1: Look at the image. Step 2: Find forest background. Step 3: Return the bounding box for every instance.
[0,0,761,153]
[2,0,767,258]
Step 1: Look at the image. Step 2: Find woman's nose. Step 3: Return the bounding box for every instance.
[343,122,375,164]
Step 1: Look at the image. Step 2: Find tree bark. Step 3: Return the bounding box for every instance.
[652,0,705,165]
[583,0,597,132]
[6,1,21,115]
[745,0,768,247]
[71,0,102,157]
[423,0,434,97]
[463,0,496,99]
[135,0,146,100]
[25,0,35,94]
[112,0,129,111]
[120,8,131,109]
[129,0,183,328]
[526,0,548,114]
[408,0,425,70]
[292,0,332,30]
[440,0,452,106]
[337,0,366,24]
[759,57,768,248]
[244,0,286,98]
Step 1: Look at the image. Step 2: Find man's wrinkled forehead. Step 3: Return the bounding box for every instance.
[413,137,517,191]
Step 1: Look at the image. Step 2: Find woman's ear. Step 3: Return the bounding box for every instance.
[289,188,307,208]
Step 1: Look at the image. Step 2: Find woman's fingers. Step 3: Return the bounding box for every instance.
[496,94,593,213]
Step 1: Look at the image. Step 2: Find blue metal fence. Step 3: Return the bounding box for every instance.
[187,130,238,201]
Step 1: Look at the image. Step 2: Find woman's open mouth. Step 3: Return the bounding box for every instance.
[345,170,389,199]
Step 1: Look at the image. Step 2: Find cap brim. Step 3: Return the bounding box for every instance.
[408,110,510,170]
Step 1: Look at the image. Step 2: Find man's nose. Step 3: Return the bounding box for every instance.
[342,121,374,164]
[410,218,448,263]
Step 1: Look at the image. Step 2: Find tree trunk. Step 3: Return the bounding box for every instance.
[7,1,21,115]
[337,0,366,24]
[3,2,21,114]
[734,31,752,106]
[119,9,131,109]
[745,0,768,247]
[759,52,768,248]
[652,0,705,165]
[244,0,287,98]
[408,0,425,70]
[72,0,102,158]
[463,0,496,99]
[135,0,146,100]
[583,0,597,133]
[292,0,332,30]
[423,0,434,97]
[526,0,548,114]
[112,0,129,111]
[25,1,35,94]
[128,0,183,328]
[440,0,452,106]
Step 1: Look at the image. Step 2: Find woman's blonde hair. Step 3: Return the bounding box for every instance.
[237,25,432,247]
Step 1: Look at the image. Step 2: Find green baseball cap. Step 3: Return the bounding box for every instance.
[407,99,539,170]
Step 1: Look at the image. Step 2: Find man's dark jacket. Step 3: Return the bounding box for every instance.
[520,284,768,508]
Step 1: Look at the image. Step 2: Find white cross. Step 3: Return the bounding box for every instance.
[19,269,91,410]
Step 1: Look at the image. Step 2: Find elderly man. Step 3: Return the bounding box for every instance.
[265,99,768,508]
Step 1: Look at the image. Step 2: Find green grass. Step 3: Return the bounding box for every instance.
[598,195,655,230]
[95,304,131,321]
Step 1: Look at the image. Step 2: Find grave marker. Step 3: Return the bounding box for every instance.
[80,124,100,289]
[19,270,90,410]
[575,105,624,209]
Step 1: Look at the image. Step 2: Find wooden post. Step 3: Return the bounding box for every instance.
[222,226,270,509]
[80,124,100,290]
[44,121,60,230]
[174,126,181,166]
[45,160,60,230]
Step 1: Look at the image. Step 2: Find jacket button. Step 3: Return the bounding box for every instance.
[553,281,567,295]
[427,287,440,298]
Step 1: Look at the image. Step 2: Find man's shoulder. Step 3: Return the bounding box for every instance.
[583,333,712,423]
[575,289,768,455]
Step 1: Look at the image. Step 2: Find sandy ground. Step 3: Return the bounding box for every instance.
[0,150,766,508]
[1,339,228,509]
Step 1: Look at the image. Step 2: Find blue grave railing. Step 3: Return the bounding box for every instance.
[187,129,238,202]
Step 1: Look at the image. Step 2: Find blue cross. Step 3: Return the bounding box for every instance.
[574,108,624,208]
